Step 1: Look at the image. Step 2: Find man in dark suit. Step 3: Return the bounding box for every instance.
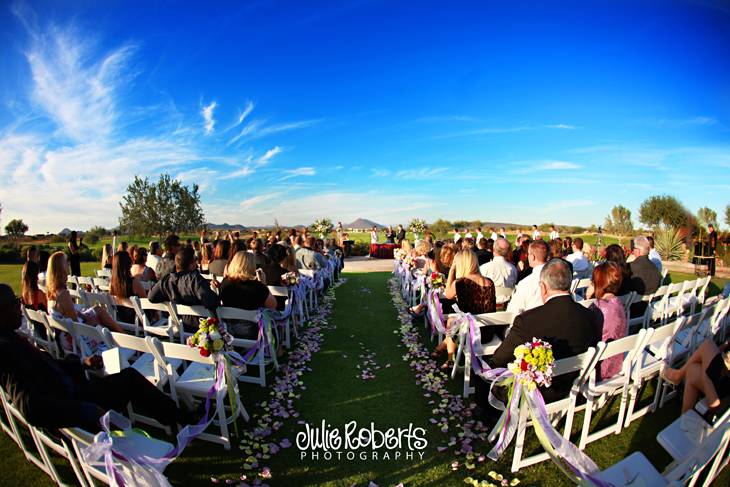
[474,259,600,415]
[475,237,493,266]
[396,224,406,245]
[628,235,662,316]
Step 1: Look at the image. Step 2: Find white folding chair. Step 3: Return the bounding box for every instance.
[618,291,637,321]
[578,329,651,450]
[92,277,110,292]
[95,268,112,278]
[216,306,279,387]
[146,338,247,450]
[594,419,730,487]
[268,285,295,348]
[488,347,600,472]
[21,307,57,357]
[495,286,514,306]
[624,322,677,427]
[657,406,730,464]
[451,310,515,397]
[138,298,179,342]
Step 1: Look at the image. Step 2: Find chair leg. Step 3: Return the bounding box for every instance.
[451,336,464,380]
[579,396,595,450]
[511,402,529,473]
[216,395,231,451]
[462,350,471,398]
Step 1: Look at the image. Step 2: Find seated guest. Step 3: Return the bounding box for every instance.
[476,259,600,410]
[26,245,40,264]
[588,262,628,380]
[414,240,432,270]
[146,241,163,273]
[250,238,271,269]
[207,239,230,277]
[566,237,593,278]
[38,250,50,284]
[647,236,662,273]
[200,242,214,273]
[408,244,457,317]
[261,244,290,287]
[21,261,47,312]
[599,244,633,296]
[563,236,573,257]
[46,252,122,332]
[130,247,156,282]
[507,240,548,315]
[475,238,493,266]
[432,250,496,369]
[219,251,277,339]
[110,251,147,324]
[0,284,191,433]
[514,238,532,282]
[296,236,321,270]
[628,236,661,315]
[100,243,113,270]
[148,248,219,332]
[157,235,181,279]
[663,338,729,414]
[479,238,517,304]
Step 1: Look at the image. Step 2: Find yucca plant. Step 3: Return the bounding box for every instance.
[654,226,683,261]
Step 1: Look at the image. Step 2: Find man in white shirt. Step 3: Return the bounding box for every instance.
[531,225,541,240]
[479,238,518,303]
[498,227,507,239]
[453,228,461,243]
[566,237,593,278]
[464,229,473,240]
[507,240,549,315]
[475,227,484,242]
[489,227,498,241]
[549,225,559,241]
[647,236,662,273]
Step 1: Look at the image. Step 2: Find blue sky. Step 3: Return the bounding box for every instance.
[1,0,729,233]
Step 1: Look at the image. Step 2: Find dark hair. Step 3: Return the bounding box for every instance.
[175,247,196,272]
[21,261,40,300]
[150,241,161,255]
[133,247,147,266]
[213,239,230,260]
[267,243,287,264]
[573,237,584,251]
[228,239,245,262]
[69,231,77,242]
[39,251,50,273]
[26,246,38,261]
[0,284,21,331]
[164,234,180,253]
[110,251,133,299]
[592,262,623,299]
[548,240,562,259]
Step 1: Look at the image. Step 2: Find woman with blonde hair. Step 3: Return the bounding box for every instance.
[100,243,113,270]
[432,249,496,369]
[219,251,276,339]
[407,243,458,317]
[46,252,122,332]
[414,240,432,270]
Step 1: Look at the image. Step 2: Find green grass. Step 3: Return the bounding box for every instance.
[1,271,728,486]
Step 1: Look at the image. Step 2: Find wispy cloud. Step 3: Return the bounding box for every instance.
[240,192,283,210]
[413,115,478,123]
[201,100,216,135]
[431,123,573,140]
[511,160,582,174]
[281,167,316,180]
[394,167,450,179]
[232,100,254,129]
[257,146,282,166]
[639,115,718,127]
[371,168,391,177]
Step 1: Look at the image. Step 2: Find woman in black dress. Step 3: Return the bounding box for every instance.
[67,231,82,277]
[663,339,729,415]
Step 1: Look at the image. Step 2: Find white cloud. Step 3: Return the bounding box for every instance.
[257,146,282,166]
[201,101,217,135]
[231,100,254,129]
[229,118,321,145]
[394,167,450,179]
[544,124,576,129]
[536,161,581,170]
[239,193,283,210]
[371,168,391,177]
[281,167,316,180]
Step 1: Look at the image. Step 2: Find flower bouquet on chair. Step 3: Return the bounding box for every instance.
[428,272,445,290]
[281,271,300,287]
[393,248,407,261]
[187,317,232,357]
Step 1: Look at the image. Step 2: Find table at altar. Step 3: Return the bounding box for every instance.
[370,243,400,259]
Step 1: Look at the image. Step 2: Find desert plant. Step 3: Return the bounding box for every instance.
[654,227,683,261]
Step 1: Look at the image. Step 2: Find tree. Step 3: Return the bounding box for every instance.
[5,218,28,238]
[725,204,730,227]
[118,173,205,236]
[638,195,690,229]
[696,207,717,227]
[603,205,634,239]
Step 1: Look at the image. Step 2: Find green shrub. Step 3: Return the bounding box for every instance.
[0,245,22,263]
[49,235,66,243]
[654,227,683,261]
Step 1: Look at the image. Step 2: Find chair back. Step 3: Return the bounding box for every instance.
[473,310,515,327]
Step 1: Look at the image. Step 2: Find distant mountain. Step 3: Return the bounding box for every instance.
[58,228,72,236]
[207,223,249,232]
[345,218,384,230]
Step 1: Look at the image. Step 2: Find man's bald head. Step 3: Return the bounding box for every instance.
[494,238,511,257]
